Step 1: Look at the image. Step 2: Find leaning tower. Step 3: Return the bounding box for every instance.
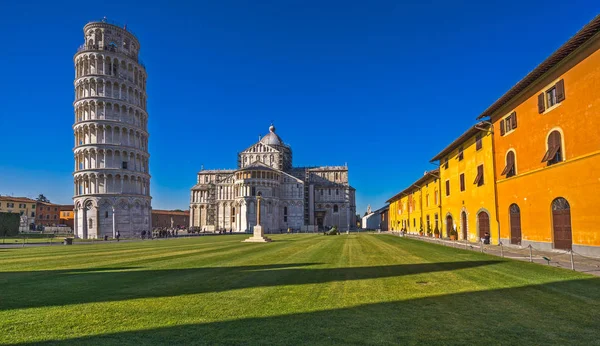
[73,19,151,239]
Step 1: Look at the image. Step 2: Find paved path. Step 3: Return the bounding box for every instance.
[384,232,600,277]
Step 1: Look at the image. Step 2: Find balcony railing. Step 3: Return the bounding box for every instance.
[76,44,145,69]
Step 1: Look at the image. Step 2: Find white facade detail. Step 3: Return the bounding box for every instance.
[190,125,356,232]
[72,20,152,239]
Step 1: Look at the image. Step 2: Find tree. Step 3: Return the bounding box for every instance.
[0,212,20,241]
[36,194,50,203]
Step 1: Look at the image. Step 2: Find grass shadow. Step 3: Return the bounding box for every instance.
[16,277,600,345]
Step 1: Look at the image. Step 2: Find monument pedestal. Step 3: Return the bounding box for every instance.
[243,225,272,243]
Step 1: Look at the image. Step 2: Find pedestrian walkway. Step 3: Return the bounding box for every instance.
[384,232,600,277]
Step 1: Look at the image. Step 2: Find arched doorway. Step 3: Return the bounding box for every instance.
[461,211,467,240]
[509,204,522,245]
[552,197,572,250]
[446,215,453,238]
[477,212,490,241]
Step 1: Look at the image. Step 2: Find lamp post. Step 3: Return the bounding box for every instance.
[112,206,116,239]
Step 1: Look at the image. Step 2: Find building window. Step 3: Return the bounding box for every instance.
[502,151,516,177]
[251,186,256,196]
[434,190,438,205]
[542,130,563,165]
[54,207,57,211]
[435,214,439,230]
[320,189,323,196]
[122,161,128,169]
[46,215,50,219]
[333,205,339,213]
[20,211,24,216]
[336,189,339,195]
[54,215,57,220]
[500,112,517,136]
[538,79,565,113]
[476,134,482,150]
[328,189,331,195]
[458,147,464,161]
[474,164,484,186]
[426,194,430,207]
[31,212,35,217]
[284,206,288,215]
[443,157,449,169]
[546,87,557,108]
[88,218,93,228]
[460,173,465,191]
[445,180,450,196]
[105,211,109,218]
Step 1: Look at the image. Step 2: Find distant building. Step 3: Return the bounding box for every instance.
[152,210,189,229]
[36,202,61,226]
[0,196,37,229]
[387,170,441,235]
[430,122,498,243]
[380,206,389,232]
[58,205,75,229]
[362,205,389,230]
[190,124,356,232]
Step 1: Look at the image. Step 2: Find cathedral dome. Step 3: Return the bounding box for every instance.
[260,124,283,146]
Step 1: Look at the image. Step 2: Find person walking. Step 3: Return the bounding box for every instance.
[116,231,121,242]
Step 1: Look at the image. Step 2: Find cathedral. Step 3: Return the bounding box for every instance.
[189,125,356,232]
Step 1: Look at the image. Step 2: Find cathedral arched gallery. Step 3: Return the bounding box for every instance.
[189,125,356,232]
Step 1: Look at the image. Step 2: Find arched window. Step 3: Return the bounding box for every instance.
[284,206,288,215]
[542,131,563,165]
[333,205,339,213]
[502,151,516,177]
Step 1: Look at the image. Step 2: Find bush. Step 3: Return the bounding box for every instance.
[327,226,339,236]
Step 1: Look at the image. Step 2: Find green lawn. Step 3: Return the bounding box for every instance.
[1,234,599,345]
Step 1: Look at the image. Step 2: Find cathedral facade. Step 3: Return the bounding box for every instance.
[189,125,356,232]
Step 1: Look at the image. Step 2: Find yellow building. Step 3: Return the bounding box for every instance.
[387,170,441,236]
[476,15,600,255]
[0,196,37,229]
[430,122,499,243]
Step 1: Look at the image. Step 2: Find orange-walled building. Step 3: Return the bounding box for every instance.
[477,15,600,255]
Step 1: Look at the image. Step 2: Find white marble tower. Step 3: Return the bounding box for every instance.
[73,19,151,239]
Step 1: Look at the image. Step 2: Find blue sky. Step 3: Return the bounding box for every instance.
[0,1,598,213]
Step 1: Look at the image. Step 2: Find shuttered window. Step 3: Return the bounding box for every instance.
[501,151,516,177]
[500,112,517,136]
[443,157,449,169]
[476,134,482,150]
[445,180,450,196]
[473,164,484,186]
[542,131,563,165]
[539,79,565,113]
[459,173,465,191]
[458,147,464,161]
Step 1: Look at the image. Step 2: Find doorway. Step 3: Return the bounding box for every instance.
[446,215,453,238]
[552,198,572,250]
[478,212,490,241]
[509,204,522,245]
[461,211,467,241]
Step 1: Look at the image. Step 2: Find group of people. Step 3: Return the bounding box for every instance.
[153,228,179,238]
